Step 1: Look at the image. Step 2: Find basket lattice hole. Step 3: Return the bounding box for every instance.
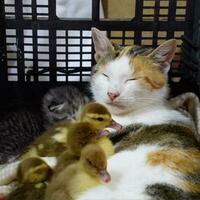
[142,31,153,38]
[143,9,154,15]
[160,1,169,7]
[125,31,134,38]
[158,31,167,38]
[176,1,187,7]
[142,40,153,46]
[174,31,184,38]
[143,1,155,7]
[22,0,31,5]
[125,40,134,45]
[110,31,123,38]
[159,9,168,15]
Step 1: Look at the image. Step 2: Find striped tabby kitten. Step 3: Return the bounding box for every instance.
[0,108,42,164]
[42,85,90,129]
[76,28,199,200]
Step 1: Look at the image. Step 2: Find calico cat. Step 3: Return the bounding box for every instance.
[76,28,199,200]
[42,85,90,129]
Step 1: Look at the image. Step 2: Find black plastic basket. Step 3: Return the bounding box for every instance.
[0,0,200,105]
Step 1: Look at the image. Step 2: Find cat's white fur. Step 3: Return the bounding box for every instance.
[77,145,179,200]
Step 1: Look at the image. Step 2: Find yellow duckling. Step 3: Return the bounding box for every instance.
[17,157,52,184]
[20,121,70,159]
[7,158,52,200]
[8,183,46,200]
[20,102,121,159]
[54,121,109,174]
[77,102,122,158]
[45,144,111,200]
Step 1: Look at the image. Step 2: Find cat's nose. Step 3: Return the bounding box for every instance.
[107,92,120,101]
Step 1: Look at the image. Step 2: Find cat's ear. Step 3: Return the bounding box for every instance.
[91,27,114,61]
[148,39,177,74]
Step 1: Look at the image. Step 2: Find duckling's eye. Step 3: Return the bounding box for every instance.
[97,117,104,121]
[86,159,93,166]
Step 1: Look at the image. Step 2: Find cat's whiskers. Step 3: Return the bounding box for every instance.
[119,97,154,100]
[118,98,155,102]
[119,97,168,102]
[115,98,168,108]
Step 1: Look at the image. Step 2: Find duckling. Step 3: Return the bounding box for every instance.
[20,121,70,159]
[8,183,46,200]
[7,157,56,200]
[45,144,111,200]
[77,102,122,158]
[66,122,115,159]
[17,157,52,184]
[20,102,122,159]
[53,149,77,175]
[78,102,122,131]
[7,158,52,200]
[67,122,107,156]
[54,122,106,174]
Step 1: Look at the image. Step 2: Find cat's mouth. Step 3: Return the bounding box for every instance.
[106,102,125,108]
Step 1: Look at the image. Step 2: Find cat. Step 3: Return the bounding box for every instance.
[42,85,90,129]
[76,28,199,200]
[0,107,43,164]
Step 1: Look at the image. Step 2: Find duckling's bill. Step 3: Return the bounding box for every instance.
[109,119,122,130]
[97,119,122,137]
[98,169,111,183]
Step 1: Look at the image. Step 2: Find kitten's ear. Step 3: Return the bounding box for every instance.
[91,27,114,61]
[148,39,177,74]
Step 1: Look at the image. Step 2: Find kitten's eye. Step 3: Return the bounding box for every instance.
[102,73,109,79]
[125,78,136,83]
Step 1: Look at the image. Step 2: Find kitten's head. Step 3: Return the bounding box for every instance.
[90,28,177,115]
[42,86,89,128]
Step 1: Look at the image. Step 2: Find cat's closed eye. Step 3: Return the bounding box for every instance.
[102,73,109,79]
[125,78,136,83]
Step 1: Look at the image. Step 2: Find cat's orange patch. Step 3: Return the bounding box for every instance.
[130,56,166,89]
[180,181,200,194]
[147,148,200,174]
[147,148,200,193]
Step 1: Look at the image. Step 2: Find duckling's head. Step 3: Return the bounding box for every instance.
[79,102,122,131]
[17,157,52,184]
[67,122,99,156]
[80,144,111,183]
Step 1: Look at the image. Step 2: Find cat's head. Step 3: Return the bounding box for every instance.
[90,28,177,115]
